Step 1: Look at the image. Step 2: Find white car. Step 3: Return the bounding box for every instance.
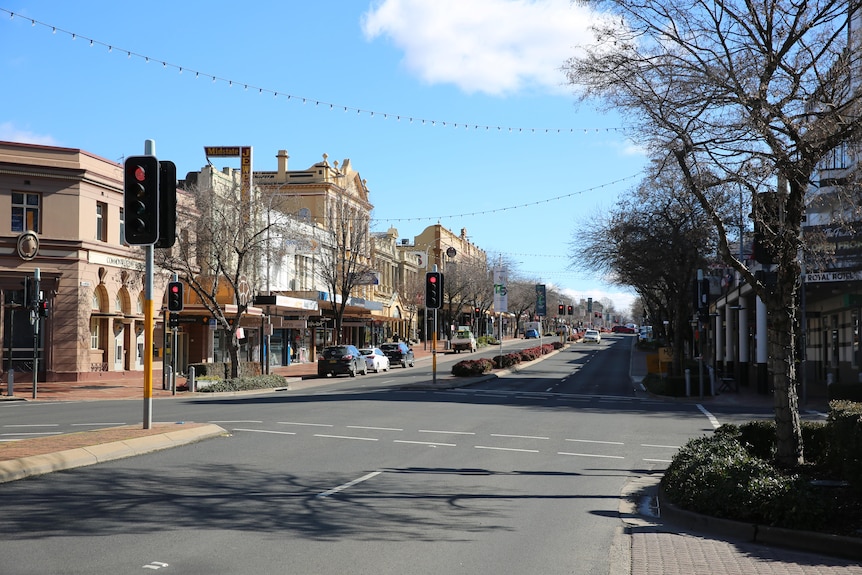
[359,348,390,373]
[583,329,601,343]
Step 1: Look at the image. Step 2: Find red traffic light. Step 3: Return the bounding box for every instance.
[428,275,437,283]
[133,165,147,182]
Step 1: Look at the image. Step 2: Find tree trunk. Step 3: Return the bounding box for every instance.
[767,266,804,468]
[228,332,240,379]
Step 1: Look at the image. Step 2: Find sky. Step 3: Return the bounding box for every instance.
[0,0,648,315]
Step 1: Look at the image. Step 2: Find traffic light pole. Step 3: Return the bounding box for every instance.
[431,307,437,385]
[31,268,40,399]
[142,139,156,430]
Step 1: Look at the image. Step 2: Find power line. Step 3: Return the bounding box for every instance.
[3,8,632,136]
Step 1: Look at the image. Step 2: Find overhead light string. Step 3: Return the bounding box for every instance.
[2,7,630,136]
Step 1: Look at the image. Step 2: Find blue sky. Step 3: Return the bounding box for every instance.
[0,1,647,314]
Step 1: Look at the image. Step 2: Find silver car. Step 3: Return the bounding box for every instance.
[583,329,601,343]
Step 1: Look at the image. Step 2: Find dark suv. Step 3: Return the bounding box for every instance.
[317,345,367,377]
[380,342,415,368]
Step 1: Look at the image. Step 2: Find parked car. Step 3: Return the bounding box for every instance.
[582,329,601,343]
[317,345,367,377]
[612,325,635,334]
[524,329,540,339]
[359,347,390,373]
[380,342,415,368]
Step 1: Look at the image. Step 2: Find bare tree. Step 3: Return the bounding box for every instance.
[316,200,375,345]
[573,162,719,373]
[565,0,862,466]
[156,180,270,379]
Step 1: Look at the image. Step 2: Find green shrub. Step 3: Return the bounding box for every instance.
[828,400,862,494]
[196,374,288,393]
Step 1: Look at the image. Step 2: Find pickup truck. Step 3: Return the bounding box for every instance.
[450,329,477,353]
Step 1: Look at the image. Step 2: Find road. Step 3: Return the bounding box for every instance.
[0,335,720,575]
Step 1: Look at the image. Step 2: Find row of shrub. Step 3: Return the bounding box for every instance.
[450,342,562,376]
[187,361,262,379]
[192,374,289,393]
[662,400,862,535]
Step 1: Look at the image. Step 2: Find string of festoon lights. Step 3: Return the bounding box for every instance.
[3,8,629,136]
[377,174,638,223]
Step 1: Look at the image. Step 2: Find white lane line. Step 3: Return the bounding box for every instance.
[565,438,624,446]
[209,420,263,424]
[234,428,297,436]
[641,444,680,449]
[279,421,334,427]
[3,424,59,428]
[475,446,540,453]
[696,404,721,429]
[545,387,555,392]
[418,429,476,435]
[317,471,382,498]
[557,452,625,459]
[393,440,456,447]
[643,458,673,463]
[70,422,127,427]
[314,434,378,442]
[490,434,549,440]
[347,425,403,432]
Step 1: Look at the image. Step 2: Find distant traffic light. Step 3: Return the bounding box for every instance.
[567,305,573,315]
[558,304,565,315]
[474,307,480,315]
[123,156,160,245]
[425,272,443,309]
[167,281,184,312]
[38,299,49,318]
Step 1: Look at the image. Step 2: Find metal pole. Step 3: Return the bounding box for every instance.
[32,268,40,399]
[142,139,156,429]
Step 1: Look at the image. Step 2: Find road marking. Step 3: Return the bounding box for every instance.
[557,451,625,459]
[393,440,456,447]
[142,561,169,570]
[641,444,679,449]
[70,422,126,427]
[279,421,334,427]
[314,434,378,441]
[696,404,721,429]
[317,471,382,498]
[347,425,403,431]
[643,458,673,463]
[565,438,624,445]
[475,446,540,453]
[418,429,475,435]
[209,420,262,424]
[3,424,58,427]
[234,428,296,436]
[490,434,549,440]
[1,432,61,437]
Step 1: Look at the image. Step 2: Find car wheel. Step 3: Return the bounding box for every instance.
[362,364,368,375]
[349,364,356,377]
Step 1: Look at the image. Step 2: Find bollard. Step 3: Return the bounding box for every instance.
[164,365,172,390]
[188,366,196,393]
[7,368,13,396]
[684,368,691,397]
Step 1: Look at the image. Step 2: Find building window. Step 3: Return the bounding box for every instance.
[96,202,107,241]
[119,207,125,245]
[12,192,40,232]
[90,318,101,349]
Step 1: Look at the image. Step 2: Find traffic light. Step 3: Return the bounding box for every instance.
[123,155,160,245]
[474,307,480,315]
[558,304,565,315]
[38,299,49,318]
[155,160,177,249]
[567,305,573,315]
[167,281,184,312]
[425,271,443,309]
[21,277,33,310]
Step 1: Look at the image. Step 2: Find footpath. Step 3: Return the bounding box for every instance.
[2,340,861,573]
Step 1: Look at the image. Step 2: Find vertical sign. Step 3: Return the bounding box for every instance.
[535,284,547,316]
[493,268,508,313]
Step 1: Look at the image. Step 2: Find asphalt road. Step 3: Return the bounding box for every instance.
[0,336,721,575]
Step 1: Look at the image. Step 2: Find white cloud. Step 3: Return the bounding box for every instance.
[0,122,59,146]
[361,0,600,96]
